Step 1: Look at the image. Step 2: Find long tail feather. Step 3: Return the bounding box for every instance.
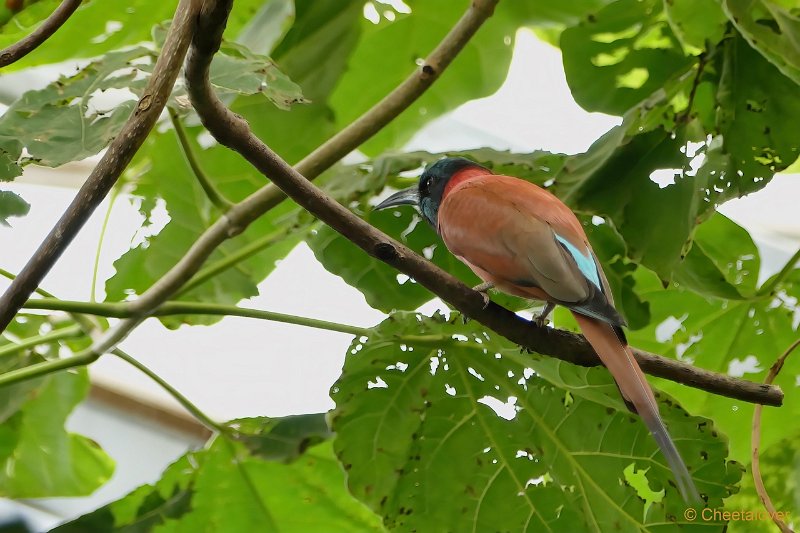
[573,312,701,504]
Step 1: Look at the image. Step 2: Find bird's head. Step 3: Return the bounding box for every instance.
[374,157,488,228]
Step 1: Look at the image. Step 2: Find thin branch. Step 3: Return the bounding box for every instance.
[23,298,370,336]
[0,0,81,68]
[0,324,82,358]
[0,352,97,388]
[169,108,234,212]
[112,348,231,435]
[90,187,119,302]
[189,0,503,244]
[751,338,799,533]
[173,227,286,298]
[0,0,202,334]
[164,0,781,408]
[74,0,500,343]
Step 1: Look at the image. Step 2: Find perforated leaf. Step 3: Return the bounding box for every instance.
[331,313,742,531]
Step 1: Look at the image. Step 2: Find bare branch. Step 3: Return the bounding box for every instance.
[0,0,81,68]
[89,0,784,407]
[226,0,501,218]
[0,0,202,333]
[78,0,502,343]
[751,338,799,533]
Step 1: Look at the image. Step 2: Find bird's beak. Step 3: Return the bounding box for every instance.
[373,186,419,210]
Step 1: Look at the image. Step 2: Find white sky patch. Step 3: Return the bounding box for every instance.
[367,376,389,389]
[655,314,687,343]
[478,395,519,420]
[649,168,681,188]
[362,2,380,24]
[728,355,763,377]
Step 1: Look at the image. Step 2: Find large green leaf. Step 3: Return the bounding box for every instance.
[627,265,800,465]
[715,35,800,180]
[331,312,742,531]
[723,0,800,86]
[664,0,727,51]
[0,317,113,498]
[106,126,306,327]
[673,214,760,300]
[555,126,705,280]
[0,33,304,184]
[0,0,269,71]
[329,0,516,155]
[560,0,693,115]
[55,422,384,532]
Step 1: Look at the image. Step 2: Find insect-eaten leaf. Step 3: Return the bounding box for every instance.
[331,312,742,532]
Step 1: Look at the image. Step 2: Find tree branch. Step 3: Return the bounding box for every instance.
[0,0,81,68]
[0,0,202,334]
[75,0,501,344]
[185,0,504,248]
[23,297,369,336]
[166,0,782,408]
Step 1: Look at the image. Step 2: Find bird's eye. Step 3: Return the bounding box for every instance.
[420,177,431,194]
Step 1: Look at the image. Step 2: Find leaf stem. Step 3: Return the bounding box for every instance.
[751,337,800,533]
[23,298,369,336]
[112,348,231,435]
[169,109,234,213]
[174,228,287,297]
[90,187,119,302]
[0,324,83,358]
[756,247,800,297]
[0,351,97,388]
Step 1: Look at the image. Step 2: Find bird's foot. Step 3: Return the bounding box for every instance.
[472,282,493,310]
[533,302,555,328]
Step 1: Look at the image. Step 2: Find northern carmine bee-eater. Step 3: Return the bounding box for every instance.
[375,156,700,503]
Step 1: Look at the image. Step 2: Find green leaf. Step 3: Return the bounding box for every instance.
[0,190,29,225]
[0,46,147,178]
[106,127,306,328]
[556,126,703,280]
[0,0,270,71]
[673,214,760,299]
[328,0,517,154]
[56,426,384,532]
[664,0,727,51]
[331,312,742,531]
[715,35,800,179]
[723,0,800,86]
[231,413,333,463]
[560,0,693,115]
[627,266,800,464]
[0,320,114,497]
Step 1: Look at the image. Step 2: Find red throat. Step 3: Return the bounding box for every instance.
[442,166,492,200]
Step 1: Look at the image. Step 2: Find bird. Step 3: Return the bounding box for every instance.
[374,156,700,504]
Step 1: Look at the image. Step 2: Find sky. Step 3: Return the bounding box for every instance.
[1,29,798,421]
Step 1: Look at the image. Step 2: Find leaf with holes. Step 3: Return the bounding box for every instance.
[627,265,800,465]
[331,312,741,531]
[715,35,800,180]
[723,0,800,86]
[560,0,693,115]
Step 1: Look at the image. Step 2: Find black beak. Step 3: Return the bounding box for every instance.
[373,186,419,210]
